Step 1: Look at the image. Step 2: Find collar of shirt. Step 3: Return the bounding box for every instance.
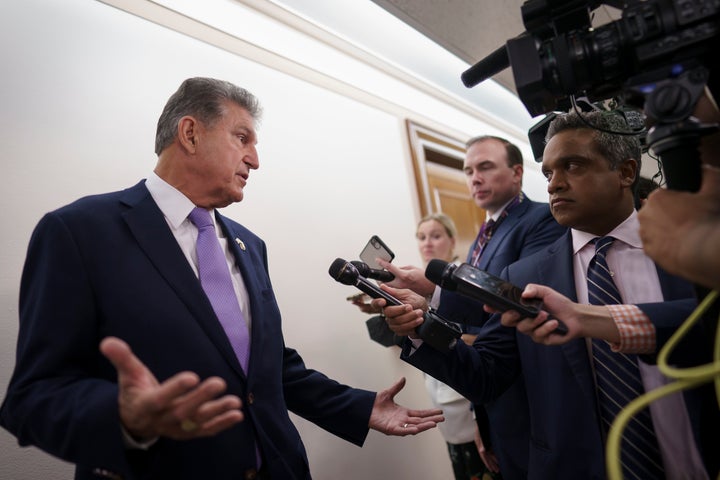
[571,210,662,304]
[145,173,253,327]
[145,172,200,230]
[571,209,643,255]
[487,193,519,222]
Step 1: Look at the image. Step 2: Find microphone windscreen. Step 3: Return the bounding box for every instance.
[329,258,346,278]
[329,258,348,280]
[329,258,359,285]
[425,259,449,284]
[350,260,371,277]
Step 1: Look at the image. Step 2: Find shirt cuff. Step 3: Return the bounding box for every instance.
[605,304,656,354]
[121,425,158,450]
[408,337,424,353]
[429,286,441,310]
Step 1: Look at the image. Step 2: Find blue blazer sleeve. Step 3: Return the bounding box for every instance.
[399,316,521,405]
[1,210,128,472]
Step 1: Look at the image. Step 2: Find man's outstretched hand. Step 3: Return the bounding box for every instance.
[369,377,444,436]
[100,336,244,441]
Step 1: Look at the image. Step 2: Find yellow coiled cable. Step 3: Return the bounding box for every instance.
[605,289,720,480]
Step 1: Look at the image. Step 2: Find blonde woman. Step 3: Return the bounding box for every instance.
[352,213,488,480]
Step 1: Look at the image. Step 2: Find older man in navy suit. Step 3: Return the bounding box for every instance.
[0,77,444,480]
[379,111,715,479]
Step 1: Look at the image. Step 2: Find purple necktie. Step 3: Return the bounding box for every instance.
[470,218,496,266]
[469,192,524,266]
[188,207,250,372]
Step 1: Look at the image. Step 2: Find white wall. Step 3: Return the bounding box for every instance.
[0,1,548,479]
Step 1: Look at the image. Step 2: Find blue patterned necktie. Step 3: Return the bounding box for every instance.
[587,236,664,479]
[188,207,250,372]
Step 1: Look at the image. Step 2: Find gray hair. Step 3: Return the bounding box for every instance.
[155,77,262,155]
[545,111,641,171]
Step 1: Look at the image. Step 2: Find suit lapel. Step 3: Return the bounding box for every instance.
[120,184,246,379]
[535,233,598,405]
[216,214,265,377]
[477,199,530,270]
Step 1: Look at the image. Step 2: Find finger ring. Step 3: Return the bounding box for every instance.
[403,423,409,428]
[180,419,198,432]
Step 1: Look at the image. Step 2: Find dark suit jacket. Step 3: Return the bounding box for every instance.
[405,231,706,479]
[0,181,375,480]
[436,196,566,479]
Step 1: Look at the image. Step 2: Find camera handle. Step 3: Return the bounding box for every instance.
[642,65,719,192]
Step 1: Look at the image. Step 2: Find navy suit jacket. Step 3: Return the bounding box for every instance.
[436,196,566,479]
[0,181,375,480]
[405,231,704,479]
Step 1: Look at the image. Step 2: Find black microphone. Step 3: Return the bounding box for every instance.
[350,260,395,282]
[461,43,510,88]
[425,259,567,335]
[330,258,461,351]
[330,259,401,306]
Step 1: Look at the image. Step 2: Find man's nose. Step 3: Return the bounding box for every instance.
[547,172,565,193]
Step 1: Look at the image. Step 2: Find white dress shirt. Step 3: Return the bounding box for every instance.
[145,172,253,330]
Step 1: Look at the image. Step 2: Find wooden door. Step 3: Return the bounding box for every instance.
[406,120,486,259]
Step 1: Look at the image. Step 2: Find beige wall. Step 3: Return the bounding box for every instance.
[0,1,547,478]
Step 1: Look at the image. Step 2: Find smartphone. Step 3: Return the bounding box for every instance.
[450,263,543,317]
[346,292,369,302]
[359,235,395,269]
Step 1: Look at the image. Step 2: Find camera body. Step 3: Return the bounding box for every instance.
[506,0,719,117]
[462,0,720,191]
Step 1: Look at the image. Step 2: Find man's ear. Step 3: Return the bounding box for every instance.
[177,116,198,152]
[618,158,638,187]
[512,163,524,184]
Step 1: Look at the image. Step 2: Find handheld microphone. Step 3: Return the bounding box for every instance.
[330,259,400,306]
[350,260,395,282]
[425,259,567,335]
[330,258,461,351]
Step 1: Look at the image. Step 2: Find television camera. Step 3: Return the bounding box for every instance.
[462,0,720,191]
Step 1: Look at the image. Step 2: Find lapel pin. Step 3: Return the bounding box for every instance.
[235,238,246,251]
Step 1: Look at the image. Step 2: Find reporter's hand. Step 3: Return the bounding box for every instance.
[639,165,720,290]
[370,285,426,338]
[348,293,382,314]
[491,284,620,345]
[376,259,436,296]
[474,427,500,474]
[100,337,244,440]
